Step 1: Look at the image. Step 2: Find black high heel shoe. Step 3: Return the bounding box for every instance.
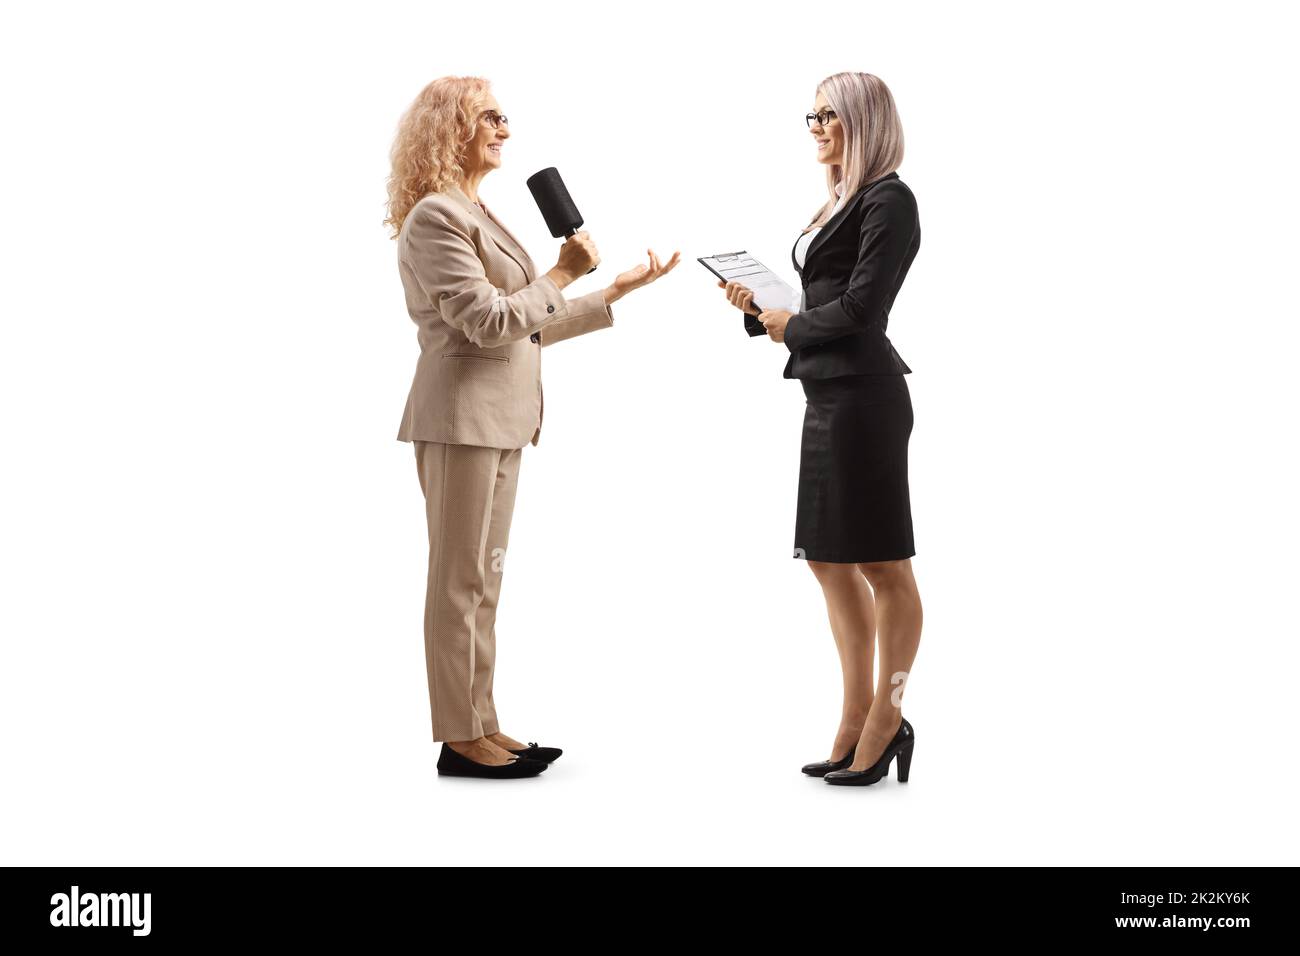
[508,742,563,763]
[437,743,548,779]
[801,746,856,777]
[824,718,914,786]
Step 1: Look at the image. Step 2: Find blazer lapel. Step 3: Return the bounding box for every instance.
[448,185,536,281]
[802,171,900,267]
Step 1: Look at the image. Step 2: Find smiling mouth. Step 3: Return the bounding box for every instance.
[487,144,502,153]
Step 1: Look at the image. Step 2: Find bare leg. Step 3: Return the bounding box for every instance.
[849,558,923,771]
[447,737,519,765]
[484,731,527,751]
[807,560,877,761]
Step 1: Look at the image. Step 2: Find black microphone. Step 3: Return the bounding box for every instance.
[526,167,596,274]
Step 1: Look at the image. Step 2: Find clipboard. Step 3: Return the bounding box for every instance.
[698,250,797,313]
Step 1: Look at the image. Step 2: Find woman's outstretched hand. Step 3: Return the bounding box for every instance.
[605,249,681,304]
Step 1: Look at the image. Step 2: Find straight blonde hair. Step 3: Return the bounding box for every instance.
[803,72,905,232]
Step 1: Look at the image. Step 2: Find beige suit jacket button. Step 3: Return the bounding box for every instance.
[546,305,555,313]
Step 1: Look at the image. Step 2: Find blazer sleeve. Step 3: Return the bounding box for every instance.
[535,298,615,347]
[403,203,613,350]
[783,186,917,352]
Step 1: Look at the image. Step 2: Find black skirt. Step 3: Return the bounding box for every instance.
[794,373,916,564]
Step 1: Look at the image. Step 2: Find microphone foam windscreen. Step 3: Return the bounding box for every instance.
[526,167,584,238]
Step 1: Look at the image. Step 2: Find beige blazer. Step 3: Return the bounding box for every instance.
[395,185,614,448]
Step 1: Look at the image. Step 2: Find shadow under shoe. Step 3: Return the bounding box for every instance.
[824,718,914,786]
[437,743,548,779]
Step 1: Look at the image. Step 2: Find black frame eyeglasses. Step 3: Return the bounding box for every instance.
[805,109,837,129]
[479,110,509,130]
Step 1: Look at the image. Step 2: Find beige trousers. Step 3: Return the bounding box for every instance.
[414,440,522,742]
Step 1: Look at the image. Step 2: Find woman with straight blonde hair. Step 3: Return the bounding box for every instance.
[721,72,924,786]
[387,76,678,779]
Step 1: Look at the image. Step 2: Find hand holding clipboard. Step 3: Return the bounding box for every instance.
[699,251,797,338]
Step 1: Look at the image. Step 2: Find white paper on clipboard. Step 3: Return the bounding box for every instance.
[699,251,797,312]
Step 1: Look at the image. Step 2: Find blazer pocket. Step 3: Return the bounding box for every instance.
[442,352,510,364]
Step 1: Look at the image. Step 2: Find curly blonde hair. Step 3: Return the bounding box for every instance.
[384,76,491,238]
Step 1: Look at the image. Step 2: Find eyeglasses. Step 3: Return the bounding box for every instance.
[478,110,509,130]
[805,109,837,129]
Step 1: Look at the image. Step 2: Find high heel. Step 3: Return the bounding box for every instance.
[801,746,856,777]
[824,718,914,787]
[895,736,913,783]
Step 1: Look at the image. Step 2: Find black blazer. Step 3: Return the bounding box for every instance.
[746,171,918,379]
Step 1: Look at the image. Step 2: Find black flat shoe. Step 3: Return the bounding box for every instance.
[508,742,563,763]
[824,718,914,786]
[801,746,855,777]
[437,743,548,779]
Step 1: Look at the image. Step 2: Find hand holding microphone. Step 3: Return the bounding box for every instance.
[527,167,598,284]
[527,165,680,300]
[553,230,600,286]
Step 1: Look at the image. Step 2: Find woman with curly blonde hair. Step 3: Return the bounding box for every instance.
[386,76,679,779]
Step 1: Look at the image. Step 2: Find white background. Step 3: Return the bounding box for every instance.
[2,1,1298,866]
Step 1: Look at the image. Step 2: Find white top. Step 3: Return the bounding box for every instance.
[791,183,847,310]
